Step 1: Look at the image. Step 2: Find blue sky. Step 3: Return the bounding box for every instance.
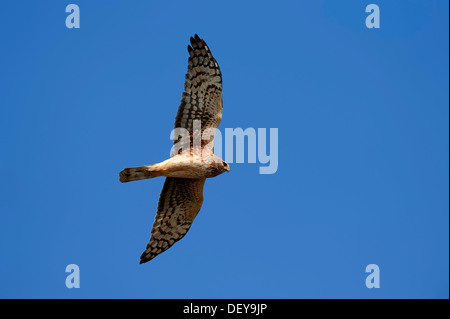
[0,1,448,298]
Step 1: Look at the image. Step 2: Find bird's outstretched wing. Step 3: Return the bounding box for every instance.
[140,177,206,263]
[172,34,223,155]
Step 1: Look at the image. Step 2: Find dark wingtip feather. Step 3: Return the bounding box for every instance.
[139,255,150,264]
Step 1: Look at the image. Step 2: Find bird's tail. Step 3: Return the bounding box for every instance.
[119,165,160,183]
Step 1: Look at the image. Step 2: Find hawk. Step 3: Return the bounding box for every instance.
[119,35,230,264]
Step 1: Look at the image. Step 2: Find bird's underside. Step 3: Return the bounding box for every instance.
[119,34,228,264]
[119,153,227,182]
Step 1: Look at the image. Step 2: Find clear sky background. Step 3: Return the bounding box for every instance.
[0,1,448,299]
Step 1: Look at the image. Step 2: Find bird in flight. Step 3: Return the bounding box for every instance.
[119,35,229,264]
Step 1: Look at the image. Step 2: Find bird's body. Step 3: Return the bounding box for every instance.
[120,153,228,181]
[119,35,229,264]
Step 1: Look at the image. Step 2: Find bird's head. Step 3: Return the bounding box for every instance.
[206,156,230,177]
[222,160,231,173]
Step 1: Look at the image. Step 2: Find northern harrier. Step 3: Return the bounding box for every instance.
[119,35,229,264]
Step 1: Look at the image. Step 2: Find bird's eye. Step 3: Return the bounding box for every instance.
[222,161,228,167]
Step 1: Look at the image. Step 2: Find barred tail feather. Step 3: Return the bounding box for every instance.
[119,165,160,183]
